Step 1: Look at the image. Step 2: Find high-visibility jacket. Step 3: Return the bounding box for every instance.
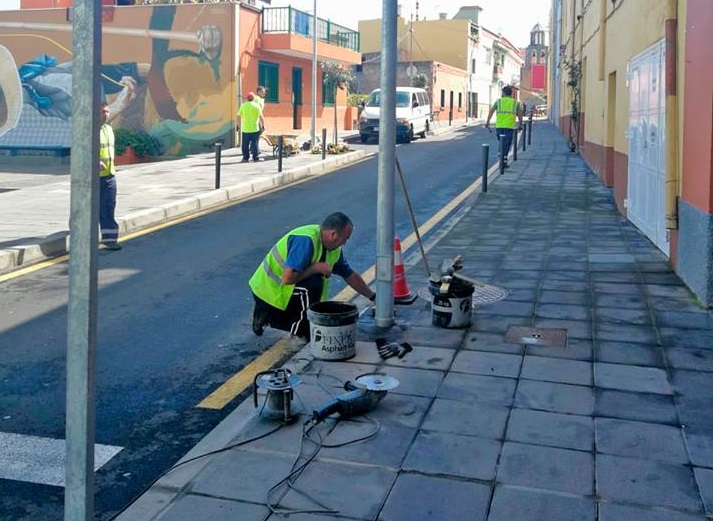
[249,225,342,310]
[99,123,115,177]
[494,97,518,129]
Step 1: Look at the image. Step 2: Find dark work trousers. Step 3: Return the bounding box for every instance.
[99,175,119,242]
[497,127,515,163]
[242,131,260,161]
[252,274,323,338]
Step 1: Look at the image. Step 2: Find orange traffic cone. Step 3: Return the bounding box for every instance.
[393,237,416,304]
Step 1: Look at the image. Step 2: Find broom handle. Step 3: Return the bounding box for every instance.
[395,155,431,278]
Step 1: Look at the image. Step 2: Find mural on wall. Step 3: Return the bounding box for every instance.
[0,3,233,156]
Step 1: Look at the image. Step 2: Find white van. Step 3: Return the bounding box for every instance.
[358,87,432,144]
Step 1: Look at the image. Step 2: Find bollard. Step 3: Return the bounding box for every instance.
[522,125,527,152]
[448,110,453,126]
[214,142,222,189]
[481,143,489,193]
[321,128,327,160]
[512,129,518,162]
[277,135,283,173]
[498,133,505,175]
[528,116,533,146]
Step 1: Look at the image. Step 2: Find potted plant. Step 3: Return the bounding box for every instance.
[114,127,161,165]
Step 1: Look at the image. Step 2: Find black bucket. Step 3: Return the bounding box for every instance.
[306,301,359,360]
[429,279,474,328]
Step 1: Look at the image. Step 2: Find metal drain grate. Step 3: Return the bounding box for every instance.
[505,326,568,347]
[417,283,509,306]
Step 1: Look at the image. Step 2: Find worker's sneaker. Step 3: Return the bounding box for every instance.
[240,158,250,163]
[102,241,122,251]
[253,157,264,162]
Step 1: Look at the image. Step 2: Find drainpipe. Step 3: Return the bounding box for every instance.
[664,0,679,230]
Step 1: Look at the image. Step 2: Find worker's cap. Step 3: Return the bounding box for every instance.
[246,91,255,101]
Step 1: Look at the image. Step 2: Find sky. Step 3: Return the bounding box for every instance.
[268,0,551,48]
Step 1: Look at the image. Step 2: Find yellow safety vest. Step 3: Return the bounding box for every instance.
[494,97,518,129]
[249,225,342,310]
[99,124,115,177]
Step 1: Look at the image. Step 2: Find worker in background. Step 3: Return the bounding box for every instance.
[249,212,375,340]
[484,85,523,168]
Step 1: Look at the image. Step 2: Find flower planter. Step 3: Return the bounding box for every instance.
[115,145,147,166]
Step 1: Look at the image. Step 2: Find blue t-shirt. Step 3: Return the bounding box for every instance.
[285,235,353,278]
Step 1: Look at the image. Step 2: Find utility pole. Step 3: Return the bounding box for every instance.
[375,0,397,329]
[409,13,413,86]
[65,0,101,519]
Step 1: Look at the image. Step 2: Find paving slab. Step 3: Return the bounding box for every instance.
[595,418,688,464]
[506,408,593,451]
[488,485,596,521]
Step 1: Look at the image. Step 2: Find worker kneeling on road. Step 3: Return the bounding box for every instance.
[249,212,376,340]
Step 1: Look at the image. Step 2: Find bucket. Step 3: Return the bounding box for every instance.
[306,301,359,360]
[429,280,474,328]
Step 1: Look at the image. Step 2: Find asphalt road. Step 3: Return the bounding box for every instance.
[0,125,498,520]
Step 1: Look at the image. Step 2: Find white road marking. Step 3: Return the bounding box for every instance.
[0,431,123,487]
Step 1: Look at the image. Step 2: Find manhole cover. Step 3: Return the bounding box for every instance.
[417,283,509,306]
[504,326,568,347]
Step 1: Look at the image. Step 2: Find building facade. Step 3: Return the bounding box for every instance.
[549,0,713,305]
[0,1,360,158]
[519,23,548,111]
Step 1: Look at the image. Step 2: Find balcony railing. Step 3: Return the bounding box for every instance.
[261,6,360,52]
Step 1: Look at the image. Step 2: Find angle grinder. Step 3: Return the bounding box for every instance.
[312,373,399,422]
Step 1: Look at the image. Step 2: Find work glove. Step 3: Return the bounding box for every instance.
[375,338,413,360]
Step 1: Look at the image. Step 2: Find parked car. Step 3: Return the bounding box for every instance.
[359,87,432,143]
[534,104,548,117]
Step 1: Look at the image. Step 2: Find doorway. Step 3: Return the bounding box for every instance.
[292,67,303,130]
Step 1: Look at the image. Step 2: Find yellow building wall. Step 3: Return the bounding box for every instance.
[358,18,409,54]
[411,19,469,70]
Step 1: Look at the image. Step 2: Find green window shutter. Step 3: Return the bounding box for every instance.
[258,61,279,103]
[322,72,335,106]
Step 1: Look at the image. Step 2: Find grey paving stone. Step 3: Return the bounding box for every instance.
[598,502,707,521]
[672,370,713,432]
[594,293,648,309]
[472,314,530,334]
[544,271,589,283]
[592,281,646,295]
[685,433,713,468]
[595,306,653,326]
[595,388,678,425]
[521,356,592,386]
[645,283,694,299]
[317,422,416,467]
[695,467,713,515]
[659,327,713,350]
[525,337,593,361]
[379,473,491,521]
[191,449,298,503]
[596,454,702,511]
[590,271,641,284]
[595,363,673,394]
[366,393,432,429]
[278,459,396,519]
[535,303,591,321]
[438,372,517,407]
[539,290,591,306]
[451,350,522,378]
[506,288,539,302]
[515,379,594,415]
[403,430,501,480]
[506,408,593,451]
[595,341,664,367]
[540,279,591,292]
[488,485,596,521]
[159,495,268,521]
[666,348,713,372]
[463,333,526,354]
[475,300,535,318]
[497,442,594,495]
[649,294,704,312]
[422,398,509,439]
[595,322,659,344]
[595,418,687,464]
[655,310,713,329]
[402,325,466,349]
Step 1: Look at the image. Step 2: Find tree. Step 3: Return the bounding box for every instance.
[321,61,355,145]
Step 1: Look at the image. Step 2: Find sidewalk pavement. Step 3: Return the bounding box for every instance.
[0,131,372,273]
[113,124,713,521]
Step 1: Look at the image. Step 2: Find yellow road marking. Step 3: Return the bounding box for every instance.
[0,254,70,283]
[196,337,304,410]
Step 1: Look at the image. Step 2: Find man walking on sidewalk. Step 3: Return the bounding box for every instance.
[237,91,265,162]
[98,102,121,250]
[485,85,523,168]
[249,212,375,340]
